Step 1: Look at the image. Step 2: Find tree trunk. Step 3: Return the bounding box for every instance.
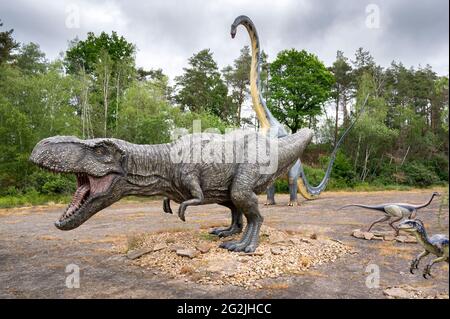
[103,65,110,138]
[361,146,371,182]
[116,70,120,134]
[354,133,361,170]
[334,87,340,147]
[342,91,349,125]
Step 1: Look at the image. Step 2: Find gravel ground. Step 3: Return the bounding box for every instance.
[0,188,448,298]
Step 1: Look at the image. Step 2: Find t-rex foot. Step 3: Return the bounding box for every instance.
[287,200,299,206]
[219,222,260,253]
[209,226,242,238]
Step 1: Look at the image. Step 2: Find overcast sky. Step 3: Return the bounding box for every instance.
[1,0,448,81]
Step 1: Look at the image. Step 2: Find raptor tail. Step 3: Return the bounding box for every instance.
[337,204,385,211]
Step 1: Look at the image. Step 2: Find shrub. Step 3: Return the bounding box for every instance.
[319,151,356,187]
[274,178,289,193]
[29,171,75,194]
[401,161,441,187]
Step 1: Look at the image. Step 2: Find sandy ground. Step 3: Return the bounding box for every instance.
[0,188,448,299]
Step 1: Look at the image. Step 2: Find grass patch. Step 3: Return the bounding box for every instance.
[126,233,147,252]
[197,232,219,242]
[0,192,70,208]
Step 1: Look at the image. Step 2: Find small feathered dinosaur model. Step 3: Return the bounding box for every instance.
[398,219,449,279]
[338,192,440,235]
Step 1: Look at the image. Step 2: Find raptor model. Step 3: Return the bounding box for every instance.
[229,15,363,206]
[338,192,440,235]
[398,219,449,279]
[30,129,313,253]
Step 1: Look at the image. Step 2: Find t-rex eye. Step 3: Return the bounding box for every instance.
[95,147,107,155]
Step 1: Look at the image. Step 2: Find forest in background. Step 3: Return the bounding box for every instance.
[0,21,448,207]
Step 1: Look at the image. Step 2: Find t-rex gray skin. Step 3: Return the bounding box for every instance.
[338,192,440,235]
[398,219,449,279]
[229,15,365,206]
[30,129,313,252]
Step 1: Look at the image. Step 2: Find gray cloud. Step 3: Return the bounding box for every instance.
[1,0,448,80]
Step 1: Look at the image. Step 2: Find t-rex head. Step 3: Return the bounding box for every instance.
[30,136,129,230]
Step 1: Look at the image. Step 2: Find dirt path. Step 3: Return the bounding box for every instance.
[0,189,448,299]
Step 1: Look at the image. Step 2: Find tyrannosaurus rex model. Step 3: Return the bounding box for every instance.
[30,129,313,253]
[230,15,364,206]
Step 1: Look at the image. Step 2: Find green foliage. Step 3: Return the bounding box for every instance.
[222,46,251,125]
[0,19,19,64]
[174,49,232,122]
[15,42,47,74]
[0,27,448,207]
[65,31,135,74]
[401,161,441,187]
[268,49,334,132]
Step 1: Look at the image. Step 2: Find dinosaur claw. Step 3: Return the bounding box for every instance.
[244,245,256,253]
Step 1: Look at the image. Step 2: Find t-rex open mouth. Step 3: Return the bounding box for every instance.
[58,173,117,223]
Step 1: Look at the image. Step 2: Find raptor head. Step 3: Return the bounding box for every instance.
[398,219,425,234]
[30,136,129,230]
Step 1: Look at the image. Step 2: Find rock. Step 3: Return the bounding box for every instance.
[206,259,239,275]
[383,287,415,299]
[372,236,383,241]
[383,235,396,241]
[196,244,211,254]
[126,247,154,260]
[176,248,198,259]
[170,245,185,252]
[372,230,392,237]
[363,232,374,240]
[271,247,283,255]
[395,236,416,243]
[404,236,417,244]
[153,243,167,252]
[272,239,293,246]
[352,230,365,239]
[238,252,264,256]
[310,233,318,240]
[267,232,289,244]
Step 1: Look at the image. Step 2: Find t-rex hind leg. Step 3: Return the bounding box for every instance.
[210,202,243,237]
[221,173,264,253]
